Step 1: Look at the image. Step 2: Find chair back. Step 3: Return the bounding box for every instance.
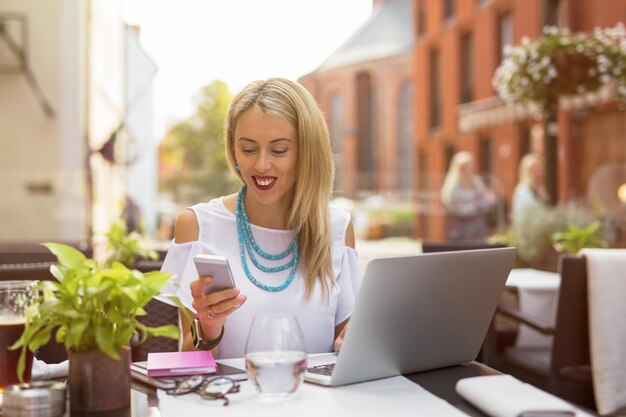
[130,257,180,361]
[547,255,594,410]
[551,255,591,376]
[0,243,92,265]
[132,298,180,361]
[0,262,55,282]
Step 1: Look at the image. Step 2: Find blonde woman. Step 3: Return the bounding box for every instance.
[158,78,361,358]
[511,153,548,225]
[440,151,496,241]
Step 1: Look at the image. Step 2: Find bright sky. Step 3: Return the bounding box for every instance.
[122,0,373,138]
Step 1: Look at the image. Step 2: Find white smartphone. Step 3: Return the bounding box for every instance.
[193,254,236,294]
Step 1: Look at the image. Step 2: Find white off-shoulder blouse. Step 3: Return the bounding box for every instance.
[157,197,362,359]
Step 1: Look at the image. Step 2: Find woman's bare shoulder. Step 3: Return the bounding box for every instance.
[174,209,199,243]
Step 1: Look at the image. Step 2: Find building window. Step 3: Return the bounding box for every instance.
[479,138,493,176]
[444,0,455,20]
[417,1,425,36]
[497,12,514,64]
[356,72,375,191]
[460,31,474,103]
[445,145,457,172]
[398,82,415,195]
[330,94,344,194]
[542,0,561,28]
[429,48,441,129]
[518,124,531,158]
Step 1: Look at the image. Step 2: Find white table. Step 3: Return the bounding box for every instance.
[129,357,594,417]
[152,357,470,417]
[505,268,561,347]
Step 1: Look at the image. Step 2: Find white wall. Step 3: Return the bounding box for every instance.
[0,0,86,241]
[0,0,125,244]
[88,0,126,239]
[125,26,158,237]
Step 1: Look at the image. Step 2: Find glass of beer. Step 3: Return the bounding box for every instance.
[0,280,38,392]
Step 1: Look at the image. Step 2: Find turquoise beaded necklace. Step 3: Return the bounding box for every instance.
[235,186,299,292]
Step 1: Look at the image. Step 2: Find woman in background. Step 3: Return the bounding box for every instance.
[440,151,496,241]
[511,153,548,225]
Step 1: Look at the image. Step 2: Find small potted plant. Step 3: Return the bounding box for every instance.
[12,243,179,412]
[104,219,159,267]
[551,221,609,255]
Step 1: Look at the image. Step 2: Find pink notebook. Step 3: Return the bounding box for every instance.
[146,351,217,377]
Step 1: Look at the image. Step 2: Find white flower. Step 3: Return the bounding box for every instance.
[494,23,626,113]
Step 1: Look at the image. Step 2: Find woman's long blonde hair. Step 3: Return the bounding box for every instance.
[440,151,485,206]
[518,153,541,187]
[225,78,335,301]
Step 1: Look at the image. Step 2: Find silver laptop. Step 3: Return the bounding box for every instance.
[304,247,517,386]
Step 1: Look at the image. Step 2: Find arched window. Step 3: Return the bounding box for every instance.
[398,81,414,195]
[356,72,375,191]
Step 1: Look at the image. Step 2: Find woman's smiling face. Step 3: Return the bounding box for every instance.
[234,106,299,209]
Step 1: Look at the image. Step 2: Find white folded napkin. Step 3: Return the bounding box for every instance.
[456,375,592,417]
[579,248,626,415]
[31,359,69,380]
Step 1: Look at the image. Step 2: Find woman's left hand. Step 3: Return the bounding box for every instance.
[334,320,350,351]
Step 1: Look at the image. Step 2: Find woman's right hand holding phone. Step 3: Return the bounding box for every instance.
[189,276,247,340]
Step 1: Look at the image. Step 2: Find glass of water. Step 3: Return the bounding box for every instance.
[245,314,307,397]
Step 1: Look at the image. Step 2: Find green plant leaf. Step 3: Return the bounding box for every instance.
[55,326,67,343]
[43,243,86,269]
[27,325,53,352]
[66,318,89,349]
[95,326,120,360]
[49,264,65,282]
[144,324,180,339]
[116,326,136,347]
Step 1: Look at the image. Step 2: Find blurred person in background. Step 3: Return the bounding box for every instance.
[440,151,496,241]
[122,195,143,234]
[511,153,548,225]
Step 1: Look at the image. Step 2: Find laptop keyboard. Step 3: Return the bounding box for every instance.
[307,363,335,376]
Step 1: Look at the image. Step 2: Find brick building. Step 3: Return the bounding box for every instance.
[414,0,626,240]
[299,0,415,201]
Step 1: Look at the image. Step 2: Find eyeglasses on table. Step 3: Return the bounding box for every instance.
[166,375,240,406]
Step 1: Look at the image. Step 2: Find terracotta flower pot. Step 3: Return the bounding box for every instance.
[68,348,131,412]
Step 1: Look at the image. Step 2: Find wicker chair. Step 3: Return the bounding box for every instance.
[130,259,180,361]
[0,243,92,265]
[0,262,55,282]
[132,298,180,362]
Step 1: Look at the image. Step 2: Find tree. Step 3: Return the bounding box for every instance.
[159,80,238,206]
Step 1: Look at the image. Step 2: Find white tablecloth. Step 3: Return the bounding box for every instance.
[505,268,560,348]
